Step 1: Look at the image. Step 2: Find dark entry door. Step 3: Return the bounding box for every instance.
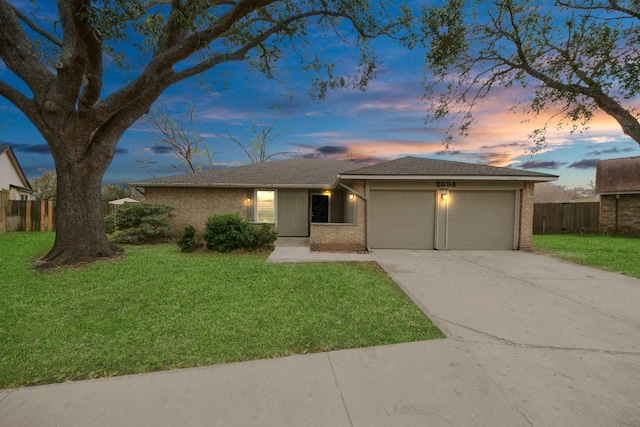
[311,194,329,223]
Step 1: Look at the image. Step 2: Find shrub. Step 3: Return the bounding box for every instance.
[247,223,278,251]
[177,225,198,253]
[104,202,173,244]
[202,213,277,252]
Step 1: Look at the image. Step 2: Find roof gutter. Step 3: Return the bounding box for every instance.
[598,190,640,196]
[132,182,333,189]
[338,174,558,182]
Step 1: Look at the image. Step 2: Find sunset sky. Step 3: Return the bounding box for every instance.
[1,2,638,189]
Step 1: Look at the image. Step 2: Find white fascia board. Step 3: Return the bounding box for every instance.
[338,174,558,182]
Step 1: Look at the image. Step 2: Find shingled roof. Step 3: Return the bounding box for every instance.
[340,156,558,180]
[132,158,367,188]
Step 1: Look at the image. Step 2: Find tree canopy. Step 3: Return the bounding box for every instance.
[420,0,640,150]
[0,0,411,268]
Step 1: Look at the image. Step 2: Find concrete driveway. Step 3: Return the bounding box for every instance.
[372,249,640,426]
[2,249,639,426]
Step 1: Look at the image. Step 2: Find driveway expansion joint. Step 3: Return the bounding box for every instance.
[439,317,640,356]
[0,390,14,406]
[327,354,354,427]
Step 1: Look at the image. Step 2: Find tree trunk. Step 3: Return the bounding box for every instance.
[40,140,122,268]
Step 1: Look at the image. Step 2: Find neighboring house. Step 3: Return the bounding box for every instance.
[132,156,558,251]
[0,145,33,232]
[595,156,640,235]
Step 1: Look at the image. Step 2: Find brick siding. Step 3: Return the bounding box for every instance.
[518,182,534,250]
[145,187,248,235]
[310,180,366,251]
[600,194,640,236]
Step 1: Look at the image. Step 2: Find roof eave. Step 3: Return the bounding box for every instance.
[133,182,333,189]
[9,184,34,193]
[598,190,640,195]
[337,174,558,182]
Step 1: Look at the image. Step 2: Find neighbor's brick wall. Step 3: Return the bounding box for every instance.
[600,194,640,235]
[310,180,366,251]
[518,182,534,250]
[145,187,248,235]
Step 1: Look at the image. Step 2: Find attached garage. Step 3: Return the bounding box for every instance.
[447,191,517,250]
[368,190,435,249]
[338,156,558,251]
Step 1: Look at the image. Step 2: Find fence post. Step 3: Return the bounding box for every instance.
[48,200,54,231]
[40,200,46,231]
[25,200,31,232]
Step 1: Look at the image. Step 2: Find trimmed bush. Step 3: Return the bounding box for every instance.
[104,202,173,244]
[177,225,198,253]
[202,213,277,252]
[247,223,278,251]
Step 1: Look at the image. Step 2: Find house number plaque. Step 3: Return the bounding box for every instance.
[436,181,456,188]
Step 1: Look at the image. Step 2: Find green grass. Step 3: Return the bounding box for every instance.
[533,234,640,278]
[0,233,443,389]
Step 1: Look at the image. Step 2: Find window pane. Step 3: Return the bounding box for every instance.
[256,190,275,223]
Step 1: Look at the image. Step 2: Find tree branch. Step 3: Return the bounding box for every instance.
[8,2,63,47]
[0,79,35,117]
[0,0,54,95]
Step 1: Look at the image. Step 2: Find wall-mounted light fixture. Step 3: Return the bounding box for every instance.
[349,193,355,201]
[246,197,252,204]
[440,193,448,201]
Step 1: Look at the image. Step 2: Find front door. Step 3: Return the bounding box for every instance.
[311,194,329,223]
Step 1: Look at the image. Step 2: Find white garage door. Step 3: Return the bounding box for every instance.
[447,191,516,249]
[369,190,435,249]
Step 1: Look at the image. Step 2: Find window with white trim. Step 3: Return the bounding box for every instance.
[256,190,275,223]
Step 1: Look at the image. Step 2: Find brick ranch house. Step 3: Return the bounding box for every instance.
[596,156,640,236]
[132,156,558,251]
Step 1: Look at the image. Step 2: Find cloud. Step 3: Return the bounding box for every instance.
[145,145,175,155]
[568,159,599,169]
[520,160,567,170]
[586,147,635,156]
[316,145,349,155]
[478,142,529,150]
[434,150,462,156]
[478,152,516,167]
[115,147,129,154]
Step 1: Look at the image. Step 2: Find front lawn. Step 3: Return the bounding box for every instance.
[533,234,640,278]
[0,233,443,389]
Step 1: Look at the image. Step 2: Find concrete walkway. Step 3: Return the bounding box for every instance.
[267,245,374,263]
[2,249,640,426]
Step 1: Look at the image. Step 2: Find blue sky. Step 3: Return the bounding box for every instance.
[0,2,638,188]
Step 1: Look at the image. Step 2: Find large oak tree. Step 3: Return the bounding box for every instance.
[0,0,409,268]
[420,0,640,149]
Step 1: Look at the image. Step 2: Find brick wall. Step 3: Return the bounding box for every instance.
[310,180,366,251]
[600,194,640,235]
[518,182,534,250]
[145,187,249,235]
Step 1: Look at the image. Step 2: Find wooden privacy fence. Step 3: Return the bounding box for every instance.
[533,202,600,234]
[5,200,55,232]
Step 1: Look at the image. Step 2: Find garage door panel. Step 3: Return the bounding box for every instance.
[369,190,435,249]
[448,191,516,250]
